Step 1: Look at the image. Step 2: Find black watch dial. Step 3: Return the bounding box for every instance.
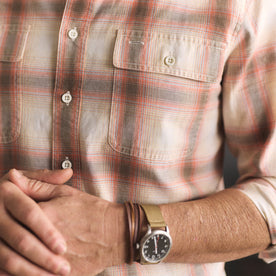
[142,233,171,263]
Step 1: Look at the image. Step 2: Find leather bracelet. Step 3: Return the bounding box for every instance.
[134,203,142,261]
[133,203,138,254]
[124,202,144,263]
[124,202,134,264]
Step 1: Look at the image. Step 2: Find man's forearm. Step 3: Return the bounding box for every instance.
[158,189,271,263]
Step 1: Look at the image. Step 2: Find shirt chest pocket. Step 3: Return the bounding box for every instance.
[0,24,30,143]
[109,29,226,161]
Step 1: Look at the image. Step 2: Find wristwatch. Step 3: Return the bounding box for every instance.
[137,204,172,264]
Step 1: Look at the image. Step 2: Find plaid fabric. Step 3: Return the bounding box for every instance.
[0,0,275,275]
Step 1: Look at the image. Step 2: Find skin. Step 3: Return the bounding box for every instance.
[160,189,271,263]
[0,169,127,276]
[0,169,271,275]
[0,169,72,276]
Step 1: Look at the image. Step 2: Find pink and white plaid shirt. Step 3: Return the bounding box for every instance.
[0,0,275,275]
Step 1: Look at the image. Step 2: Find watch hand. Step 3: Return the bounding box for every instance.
[154,236,157,254]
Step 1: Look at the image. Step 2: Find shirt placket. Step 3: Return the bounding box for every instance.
[52,0,92,189]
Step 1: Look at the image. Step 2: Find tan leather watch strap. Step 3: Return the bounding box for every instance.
[141,204,167,228]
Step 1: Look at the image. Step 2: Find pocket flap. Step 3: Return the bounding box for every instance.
[0,24,30,62]
[113,29,226,83]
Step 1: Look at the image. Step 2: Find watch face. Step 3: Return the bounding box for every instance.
[141,231,171,263]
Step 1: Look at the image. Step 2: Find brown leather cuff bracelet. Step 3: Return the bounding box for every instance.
[124,202,143,264]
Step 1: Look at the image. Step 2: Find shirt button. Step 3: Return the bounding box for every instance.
[61,157,72,169]
[164,55,176,66]
[68,27,78,41]
[61,91,72,105]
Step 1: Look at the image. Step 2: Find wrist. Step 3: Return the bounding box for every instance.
[105,203,128,267]
[124,203,148,263]
[124,203,172,265]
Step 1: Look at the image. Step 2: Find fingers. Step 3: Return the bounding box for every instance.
[2,181,67,256]
[0,170,73,275]
[21,168,73,185]
[8,169,74,201]
[0,240,62,276]
[0,189,70,275]
[0,182,71,275]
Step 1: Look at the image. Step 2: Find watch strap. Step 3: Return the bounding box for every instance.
[141,204,167,228]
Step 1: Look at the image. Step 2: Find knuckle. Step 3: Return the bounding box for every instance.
[45,228,57,244]
[44,255,60,273]
[40,169,50,175]
[16,235,32,254]
[22,205,39,224]
[3,255,17,273]
[41,226,60,250]
[27,179,42,192]
[7,169,16,179]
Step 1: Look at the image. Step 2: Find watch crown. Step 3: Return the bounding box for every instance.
[136,243,140,250]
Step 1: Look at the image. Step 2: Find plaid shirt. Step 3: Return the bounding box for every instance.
[0,0,275,275]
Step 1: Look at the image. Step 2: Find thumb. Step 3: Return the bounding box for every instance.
[8,169,73,201]
[22,168,73,185]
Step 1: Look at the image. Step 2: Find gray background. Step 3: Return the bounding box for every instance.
[223,146,276,276]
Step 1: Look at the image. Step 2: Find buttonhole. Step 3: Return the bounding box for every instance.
[129,40,145,45]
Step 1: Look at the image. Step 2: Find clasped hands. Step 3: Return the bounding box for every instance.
[0,169,127,276]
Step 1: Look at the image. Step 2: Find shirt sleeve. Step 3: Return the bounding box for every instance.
[222,0,276,263]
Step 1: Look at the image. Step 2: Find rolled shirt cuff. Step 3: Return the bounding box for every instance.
[235,179,276,263]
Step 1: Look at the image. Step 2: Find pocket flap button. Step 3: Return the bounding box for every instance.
[164,56,176,66]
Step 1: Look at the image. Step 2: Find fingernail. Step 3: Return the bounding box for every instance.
[59,262,71,275]
[54,241,67,255]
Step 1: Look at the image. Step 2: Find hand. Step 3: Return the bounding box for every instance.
[0,169,72,276]
[11,172,128,276]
